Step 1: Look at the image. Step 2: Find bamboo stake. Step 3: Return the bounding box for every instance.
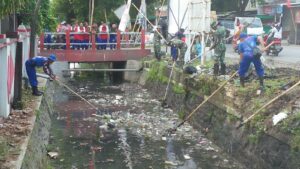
[237,79,300,128]
[162,62,176,103]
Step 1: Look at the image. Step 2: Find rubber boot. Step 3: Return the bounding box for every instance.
[259,77,265,91]
[213,63,219,76]
[32,86,43,96]
[220,63,226,75]
[240,77,245,87]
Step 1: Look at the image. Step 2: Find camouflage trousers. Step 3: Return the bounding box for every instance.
[173,44,187,62]
[213,49,225,65]
[154,42,162,60]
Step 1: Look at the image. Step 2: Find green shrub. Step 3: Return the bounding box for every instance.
[172,84,185,94]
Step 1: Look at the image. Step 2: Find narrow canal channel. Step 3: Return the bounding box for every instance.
[48,75,246,169]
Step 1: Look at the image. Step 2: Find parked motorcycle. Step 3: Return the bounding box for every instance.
[264,35,283,56]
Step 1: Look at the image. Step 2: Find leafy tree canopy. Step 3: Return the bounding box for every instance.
[17,0,56,32]
[0,0,29,18]
[52,0,161,25]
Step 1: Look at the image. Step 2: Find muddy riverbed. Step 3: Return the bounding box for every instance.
[48,78,246,169]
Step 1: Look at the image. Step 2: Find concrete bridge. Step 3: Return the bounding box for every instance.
[38,30,151,62]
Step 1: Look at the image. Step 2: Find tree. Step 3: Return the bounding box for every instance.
[52,0,161,25]
[18,0,56,31]
[52,0,124,24]
[211,0,250,15]
[0,0,29,18]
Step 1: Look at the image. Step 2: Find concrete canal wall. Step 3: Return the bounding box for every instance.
[20,81,55,169]
[140,60,300,169]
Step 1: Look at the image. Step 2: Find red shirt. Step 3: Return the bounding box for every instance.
[74,26,85,41]
[99,24,108,40]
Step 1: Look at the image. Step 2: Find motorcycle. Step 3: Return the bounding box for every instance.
[263,34,283,56]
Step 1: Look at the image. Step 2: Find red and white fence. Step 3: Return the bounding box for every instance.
[39,30,146,51]
[0,26,30,117]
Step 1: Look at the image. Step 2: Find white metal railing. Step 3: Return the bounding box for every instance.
[41,31,145,50]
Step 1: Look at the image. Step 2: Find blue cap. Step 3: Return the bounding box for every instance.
[239,33,247,39]
[48,54,56,62]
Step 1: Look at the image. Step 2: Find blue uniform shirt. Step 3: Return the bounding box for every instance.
[238,36,258,57]
[25,56,55,87]
[28,56,54,77]
[30,56,48,66]
[238,35,264,78]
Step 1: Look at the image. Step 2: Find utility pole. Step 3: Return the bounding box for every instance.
[13,42,23,108]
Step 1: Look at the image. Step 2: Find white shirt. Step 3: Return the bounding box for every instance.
[270,27,282,39]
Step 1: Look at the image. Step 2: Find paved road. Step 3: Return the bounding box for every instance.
[225,44,300,69]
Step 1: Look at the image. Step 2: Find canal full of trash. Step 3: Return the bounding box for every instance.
[48,78,246,169]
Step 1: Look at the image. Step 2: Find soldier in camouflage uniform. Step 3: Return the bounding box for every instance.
[167,38,187,67]
[153,26,163,60]
[210,21,227,75]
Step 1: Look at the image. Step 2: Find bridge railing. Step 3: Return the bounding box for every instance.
[40,30,146,51]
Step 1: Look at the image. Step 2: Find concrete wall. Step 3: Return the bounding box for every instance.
[0,39,17,117]
[140,62,300,169]
[124,60,143,82]
[21,82,54,169]
[0,31,30,117]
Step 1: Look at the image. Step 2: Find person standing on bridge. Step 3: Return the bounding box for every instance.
[109,23,117,50]
[25,54,57,96]
[98,21,109,50]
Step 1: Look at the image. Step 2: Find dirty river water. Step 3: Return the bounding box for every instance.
[49,79,246,169]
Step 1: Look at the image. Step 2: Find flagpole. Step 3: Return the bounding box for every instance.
[157,0,166,25]
[90,0,95,27]
[105,9,108,24]
[132,3,167,42]
[132,15,139,32]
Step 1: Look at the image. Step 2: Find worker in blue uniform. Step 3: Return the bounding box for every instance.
[25,54,57,96]
[238,33,266,90]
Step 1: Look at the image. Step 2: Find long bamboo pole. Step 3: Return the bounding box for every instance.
[55,79,99,110]
[237,79,300,128]
[168,71,238,132]
[162,62,176,103]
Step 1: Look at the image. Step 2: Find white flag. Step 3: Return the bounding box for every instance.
[114,4,127,20]
[138,0,147,30]
[118,0,132,32]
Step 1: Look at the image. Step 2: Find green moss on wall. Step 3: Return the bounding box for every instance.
[0,137,9,161]
[172,83,185,94]
[147,61,169,83]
